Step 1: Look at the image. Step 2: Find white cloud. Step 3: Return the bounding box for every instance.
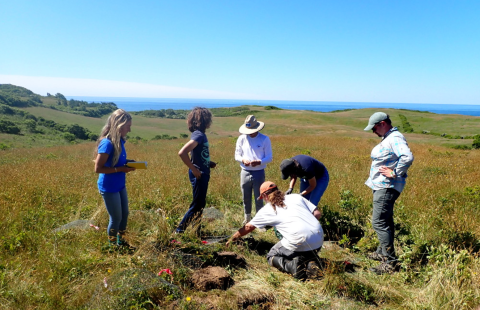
[0,75,254,99]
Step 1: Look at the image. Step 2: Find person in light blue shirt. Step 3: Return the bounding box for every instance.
[364,112,414,274]
[94,109,136,249]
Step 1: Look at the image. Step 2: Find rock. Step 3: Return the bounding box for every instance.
[191,266,234,291]
[202,207,224,220]
[53,219,91,232]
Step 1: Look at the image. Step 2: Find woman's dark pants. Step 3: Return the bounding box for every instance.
[176,170,210,233]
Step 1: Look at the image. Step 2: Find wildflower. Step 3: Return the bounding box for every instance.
[171,240,181,244]
[166,217,169,220]
[158,268,173,276]
[103,277,108,288]
[107,268,112,273]
[201,240,208,244]
[186,297,191,302]
[158,268,174,281]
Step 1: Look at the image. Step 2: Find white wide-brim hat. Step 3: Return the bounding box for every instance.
[239,115,265,134]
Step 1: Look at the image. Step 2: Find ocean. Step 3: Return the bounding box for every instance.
[67,96,480,117]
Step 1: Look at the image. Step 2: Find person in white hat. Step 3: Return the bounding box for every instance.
[235,115,273,225]
[364,112,414,274]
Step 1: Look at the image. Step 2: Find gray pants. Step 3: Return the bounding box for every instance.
[240,169,265,215]
[372,188,400,262]
[266,241,321,260]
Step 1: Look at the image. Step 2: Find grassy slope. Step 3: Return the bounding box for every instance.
[1,107,480,309]
[2,104,479,149]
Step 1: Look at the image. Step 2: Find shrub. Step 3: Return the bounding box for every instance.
[0,119,21,134]
[472,135,480,149]
[264,105,281,110]
[0,143,9,150]
[398,114,414,133]
[63,132,76,142]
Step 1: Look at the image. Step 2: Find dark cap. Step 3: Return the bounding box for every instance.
[280,159,295,180]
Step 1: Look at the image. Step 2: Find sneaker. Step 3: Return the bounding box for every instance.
[306,260,322,279]
[369,262,398,275]
[367,252,387,262]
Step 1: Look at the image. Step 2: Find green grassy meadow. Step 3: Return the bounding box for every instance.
[1,106,480,309]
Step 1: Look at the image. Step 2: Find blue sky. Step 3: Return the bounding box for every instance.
[0,1,479,104]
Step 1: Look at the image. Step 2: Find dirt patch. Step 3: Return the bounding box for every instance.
[214,251,247,268]
[236,290,275,309]
[242,236,275,256]
[191,266,234,291]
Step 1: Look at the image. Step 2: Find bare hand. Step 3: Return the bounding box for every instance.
[251,160,261,167]
[242,159,251,166]
[379,166,394,178]
[192,167,202,179]
[122,167,136,173]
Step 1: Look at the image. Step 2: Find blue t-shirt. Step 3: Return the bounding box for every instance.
[97,138,127,193]
[190,130,210,175]
[292,155,327,180]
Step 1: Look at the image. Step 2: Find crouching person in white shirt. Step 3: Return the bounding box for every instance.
[227,181,324,279]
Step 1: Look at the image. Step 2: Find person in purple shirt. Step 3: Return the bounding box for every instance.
[279,155,329,206]
[176,107,217,234]
[94,109,136,249]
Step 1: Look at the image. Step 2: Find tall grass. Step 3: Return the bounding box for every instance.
[1,133,480,309]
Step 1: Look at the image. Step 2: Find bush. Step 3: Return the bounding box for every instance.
[472,135,480,149]
[152,134,177,140]
[0,143,9,150]
[264,105,281,110]
[87,132,99,141]
[63,132,76,142]
[0,119,21,134]
[24,119,37,133]
[398,114,414,133]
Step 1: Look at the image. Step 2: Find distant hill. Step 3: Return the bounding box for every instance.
[1,84,479,151]
[0,84,106,149]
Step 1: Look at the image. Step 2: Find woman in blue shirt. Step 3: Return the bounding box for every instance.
[94,109,136,248]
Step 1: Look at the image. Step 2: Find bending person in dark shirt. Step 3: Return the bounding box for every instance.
[280,154,329,206]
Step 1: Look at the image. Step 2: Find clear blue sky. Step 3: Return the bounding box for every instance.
[1,1,479,104]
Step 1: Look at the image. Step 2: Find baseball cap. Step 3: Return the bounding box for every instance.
[364,112,389,131]
[257,181,278,200]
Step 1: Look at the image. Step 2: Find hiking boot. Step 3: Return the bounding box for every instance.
[369,261,399,275]
[368,252,387,262]
[117,236,136,252]
[306,260,322,279]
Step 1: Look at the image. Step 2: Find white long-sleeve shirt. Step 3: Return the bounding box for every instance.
[235,133,273,171]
